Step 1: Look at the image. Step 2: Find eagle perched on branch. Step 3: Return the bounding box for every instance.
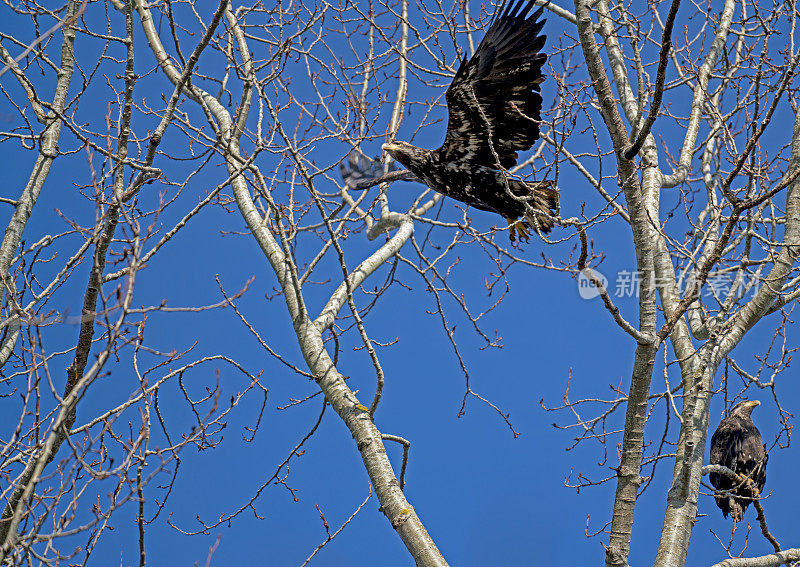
[380,0,557,242]
[709,400,768,522]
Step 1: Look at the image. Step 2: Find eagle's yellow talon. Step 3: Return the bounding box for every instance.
[506,218,530,243]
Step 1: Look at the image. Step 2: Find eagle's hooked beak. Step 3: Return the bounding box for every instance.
[382,142,401,157]
[382,142,407,165]
[742,399,761,416]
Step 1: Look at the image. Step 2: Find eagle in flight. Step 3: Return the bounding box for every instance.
[380,0,557,242]
[709,400,768,522]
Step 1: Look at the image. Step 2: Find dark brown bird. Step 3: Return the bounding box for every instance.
[709,400,768,521]
[381,0,557,242]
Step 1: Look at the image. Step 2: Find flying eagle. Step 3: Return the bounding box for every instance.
[709,400,768,521]
[380,0,557,242]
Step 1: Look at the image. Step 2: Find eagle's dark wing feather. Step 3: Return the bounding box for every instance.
[440,0,547,168]
[738,433,768,493]
[710,423,743,488]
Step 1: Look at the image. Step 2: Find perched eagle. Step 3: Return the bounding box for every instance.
[709,400,768,521]
[381,0,557,242]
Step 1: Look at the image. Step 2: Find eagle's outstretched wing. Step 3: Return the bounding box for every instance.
[440,0,547,168]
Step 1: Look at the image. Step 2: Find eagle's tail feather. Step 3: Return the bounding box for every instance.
[714,493,730,519]
[730,498,744,523]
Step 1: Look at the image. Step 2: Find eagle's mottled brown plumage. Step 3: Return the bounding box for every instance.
[709,400,768,522]
[381,0,557,241]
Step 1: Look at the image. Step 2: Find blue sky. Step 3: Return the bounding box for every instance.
[1,0,799,566]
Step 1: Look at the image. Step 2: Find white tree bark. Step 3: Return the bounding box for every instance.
[134,2,447,563]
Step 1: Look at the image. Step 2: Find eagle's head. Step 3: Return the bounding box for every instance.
[382,141,428,170]
[730,399,760,419]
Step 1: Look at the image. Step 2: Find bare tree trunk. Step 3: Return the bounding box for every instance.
[655,105,800,567]
[134,3,448,563]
